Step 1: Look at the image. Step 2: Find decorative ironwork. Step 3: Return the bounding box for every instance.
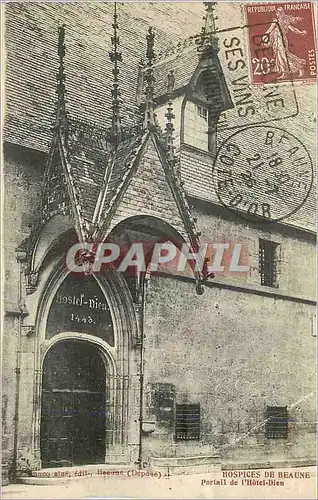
[144,27,156,130]
[165,71,176,163]
[175,404,200,441]
[259,239,279,287]
[56,24,68,139]
[108,2,123,145]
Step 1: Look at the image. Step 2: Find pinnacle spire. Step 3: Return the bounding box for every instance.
[198,2,219,56]
[108,2,122,145]
[144,27,156,130]
[165,70,175,163]
[56,24,68,137]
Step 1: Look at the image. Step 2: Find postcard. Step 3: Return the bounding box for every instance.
[1,1,316,499]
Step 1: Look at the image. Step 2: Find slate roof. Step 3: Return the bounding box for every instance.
[151,37,233,109]
[181,145,316,234]
[52,117,149,240]
[95,132,148,236]
[4,2,316,234]
[69,145,108,227]
[94,131,208,288]
[153,42,200,98]
[4,2,206,153]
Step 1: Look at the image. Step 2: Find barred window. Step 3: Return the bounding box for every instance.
[175,404,200,441]
[265,406,288,439]
[259,239,279,287]
[149,383,175,424]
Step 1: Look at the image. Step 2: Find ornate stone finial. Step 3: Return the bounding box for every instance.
[56,24,68,137]
[75,248,96,275]
[198,2,219,56]
[165,71,175,163]
[144,27,156,130]
[167,70,175,93]
[136,58,145,107]
[108,2,122,145]
[26,271,39,295]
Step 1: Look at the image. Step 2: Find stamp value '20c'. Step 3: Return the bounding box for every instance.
[244,2,316,85]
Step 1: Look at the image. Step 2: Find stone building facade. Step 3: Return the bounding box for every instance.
[2,1,316,483]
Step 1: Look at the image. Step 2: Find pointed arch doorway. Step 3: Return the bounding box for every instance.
[40,339,106,468]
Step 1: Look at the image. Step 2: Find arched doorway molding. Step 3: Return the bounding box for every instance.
[22,214,197,470]
[41,333,117,376]
[30,248,138,468]
[40,335,116,467]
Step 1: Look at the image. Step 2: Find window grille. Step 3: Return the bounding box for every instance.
[259,239,279,287]
[265,406,288,439]
[175,403,200,441]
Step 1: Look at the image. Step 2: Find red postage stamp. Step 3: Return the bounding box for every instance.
[244,2,316,84]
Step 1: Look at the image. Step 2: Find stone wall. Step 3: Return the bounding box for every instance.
[2,0,316,474]
[2,136,316,474]
[142,274,316,466]
[195,204,316,300]
[2,145,44,476]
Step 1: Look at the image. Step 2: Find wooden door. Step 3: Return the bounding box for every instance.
[40,340,106,468]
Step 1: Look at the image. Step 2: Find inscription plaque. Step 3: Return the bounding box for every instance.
[46,273,114,345]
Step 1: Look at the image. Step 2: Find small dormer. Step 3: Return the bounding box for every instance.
[139,3,233,157]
